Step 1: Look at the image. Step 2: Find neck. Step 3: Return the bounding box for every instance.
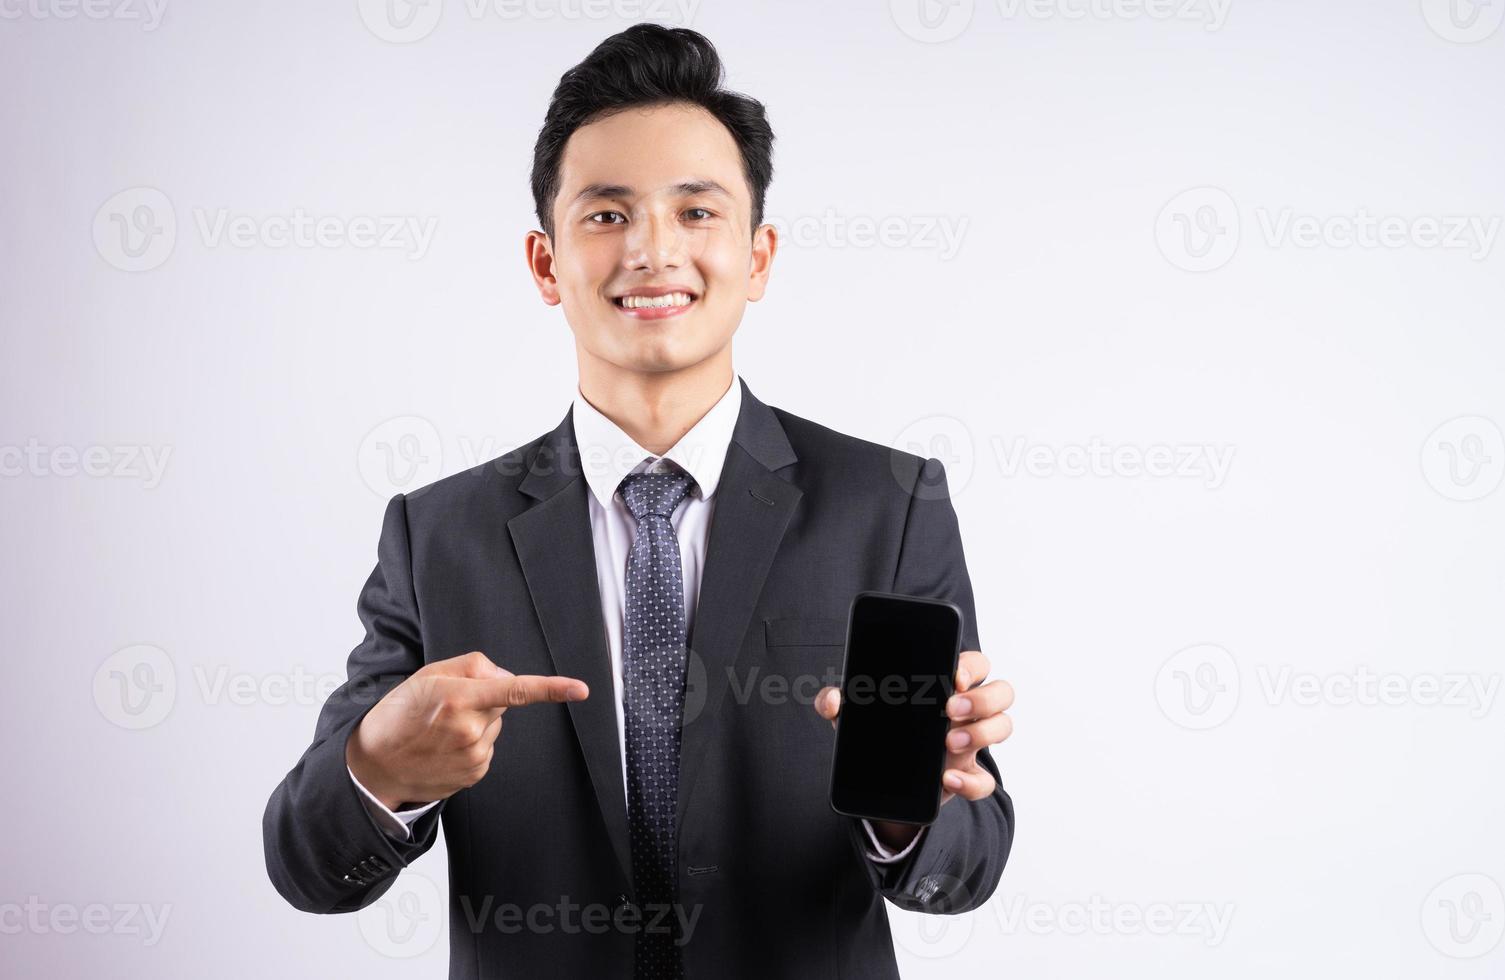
[577,353,735,457]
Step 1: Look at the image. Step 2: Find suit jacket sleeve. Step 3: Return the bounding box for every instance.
[262,493,446,913]
[850,454,1015,914]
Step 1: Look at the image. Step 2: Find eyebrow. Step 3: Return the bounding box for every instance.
[570,179,734,206]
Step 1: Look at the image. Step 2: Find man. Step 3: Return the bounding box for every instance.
[263,24,1015,979]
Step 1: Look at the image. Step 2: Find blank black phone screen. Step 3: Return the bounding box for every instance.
[829,592,963,825]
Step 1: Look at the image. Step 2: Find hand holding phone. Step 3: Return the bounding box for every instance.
[826,592,965,825]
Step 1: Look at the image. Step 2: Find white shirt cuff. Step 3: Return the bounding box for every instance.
[347,766,439,842]
[861,818,926,863]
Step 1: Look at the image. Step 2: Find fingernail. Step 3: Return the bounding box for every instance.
[948,730,971,749]
[957,669,970,689]
[944,773,963,789]
[569,683,588,700]
[949,696,972,718]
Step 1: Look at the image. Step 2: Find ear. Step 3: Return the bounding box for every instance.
[525,229,562,306]
[746,222,778,303]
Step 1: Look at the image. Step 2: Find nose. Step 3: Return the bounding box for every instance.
[622,208,688,272]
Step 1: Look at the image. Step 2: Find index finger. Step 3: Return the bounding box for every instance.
[457,674,589,711]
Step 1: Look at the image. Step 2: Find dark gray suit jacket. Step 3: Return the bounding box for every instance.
[263,377,1013,978]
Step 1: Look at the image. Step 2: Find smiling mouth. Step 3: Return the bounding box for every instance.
[612,291,698,318]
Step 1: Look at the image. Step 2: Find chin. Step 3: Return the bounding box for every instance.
[630,352,697,374]
[607,335,693,371]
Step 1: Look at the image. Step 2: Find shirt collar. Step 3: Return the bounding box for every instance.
[572,373,743,510]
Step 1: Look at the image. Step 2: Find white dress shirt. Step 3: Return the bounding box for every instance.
[349,373,922,863]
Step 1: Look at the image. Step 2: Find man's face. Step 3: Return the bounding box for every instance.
[528,101,775,377]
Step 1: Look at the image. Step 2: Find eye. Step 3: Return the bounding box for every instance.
[588,211,626,225]
[684,207,714,221]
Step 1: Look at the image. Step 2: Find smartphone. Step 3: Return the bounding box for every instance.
[829,591,964,825]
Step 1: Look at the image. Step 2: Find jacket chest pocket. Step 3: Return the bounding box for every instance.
[757,616,848,724]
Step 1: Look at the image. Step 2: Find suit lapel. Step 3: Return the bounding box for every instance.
[676,379,802,830]
[508,411,633,887]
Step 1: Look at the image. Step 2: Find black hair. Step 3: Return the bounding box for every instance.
[530,24,774,241]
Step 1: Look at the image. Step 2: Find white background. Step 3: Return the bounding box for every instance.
[2,0,1503,976]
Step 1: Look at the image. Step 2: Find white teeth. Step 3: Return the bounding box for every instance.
[619,292,693,309]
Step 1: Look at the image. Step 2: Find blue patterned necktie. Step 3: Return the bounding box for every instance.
[619,464,697,980]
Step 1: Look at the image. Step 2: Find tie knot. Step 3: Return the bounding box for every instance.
[618,465,696,521]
